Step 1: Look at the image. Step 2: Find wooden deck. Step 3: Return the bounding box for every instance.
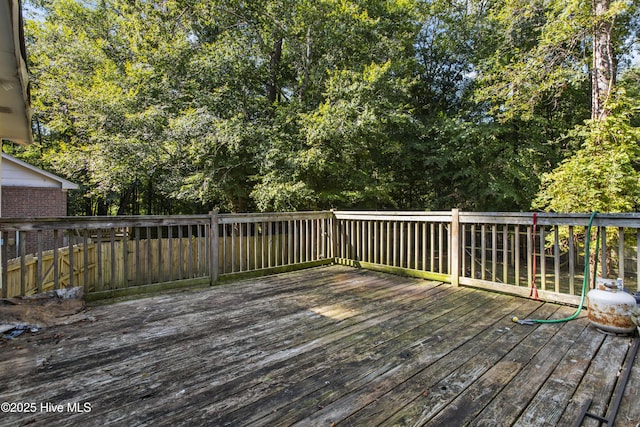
[1,265,638,426]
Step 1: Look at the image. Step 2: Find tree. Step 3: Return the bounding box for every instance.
[533,0,640,213]
[26,0,201,214]
[474,0,640,213]
[592,0,615,120]
[533,97,640,212]
[248,0,421,211]
[407,0,588,211]
[22,0,639,215]
[25,0,424,213]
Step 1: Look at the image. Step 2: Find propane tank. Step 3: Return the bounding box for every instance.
[587,278,637,334]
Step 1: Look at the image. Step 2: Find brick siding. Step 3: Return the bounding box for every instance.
[1,187,69,255]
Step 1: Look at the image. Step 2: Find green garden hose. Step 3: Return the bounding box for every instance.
[514,211,598,325]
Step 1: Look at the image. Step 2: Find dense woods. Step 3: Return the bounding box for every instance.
[5,0,640,215]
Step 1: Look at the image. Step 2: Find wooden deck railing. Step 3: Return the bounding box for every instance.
[1,216,213,299]
[458,212,640,304]
[2,210,640,304]
[333,210,640,306]
[215,211,333,280]
[332,211,455,283]
[0,212,333,300]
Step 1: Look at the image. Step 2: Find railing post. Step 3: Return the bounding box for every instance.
[210,210,219,284]
[451,208,460,286]
[0,231,6,298]
[330,209,338,261]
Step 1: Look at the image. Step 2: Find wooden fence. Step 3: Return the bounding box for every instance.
[2,210,640,304]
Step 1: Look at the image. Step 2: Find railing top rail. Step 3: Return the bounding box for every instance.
[460,212,640,227]
[0,215,212,231]
[218,211,332,224]
[4,210,640,232]
[0,211,334,231]
[332,211,452,222]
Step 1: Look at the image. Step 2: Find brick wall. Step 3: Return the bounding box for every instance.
[2,186,68,218]
[1,186,68,255]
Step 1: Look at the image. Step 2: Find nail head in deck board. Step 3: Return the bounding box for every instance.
[0,266,637,427]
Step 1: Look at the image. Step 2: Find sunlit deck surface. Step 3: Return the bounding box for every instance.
[1,265,639,426]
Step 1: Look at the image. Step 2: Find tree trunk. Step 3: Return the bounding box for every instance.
[84,196,93,216]
[147,175,153,215]
[96,198,108,216]
[267,36,283,104]
[299,27,312,102]
[117,181,137,215]
[592,0,615,120]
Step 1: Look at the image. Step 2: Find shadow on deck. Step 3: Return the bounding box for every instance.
[0,265,638,426]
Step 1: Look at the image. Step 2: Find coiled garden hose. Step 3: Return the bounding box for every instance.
[513,211,598,325]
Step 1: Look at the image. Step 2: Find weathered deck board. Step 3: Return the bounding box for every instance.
[617,340,640,426]
[340,300,556,425]
[0,265,638,426]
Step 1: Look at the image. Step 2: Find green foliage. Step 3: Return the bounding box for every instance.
[620,67,640,126]
[474,0,633,122]
[18,0,640,215]
[534,94,640,212]
[26,0,201,213]
[251,61,418,210]
[298,62,413,208]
